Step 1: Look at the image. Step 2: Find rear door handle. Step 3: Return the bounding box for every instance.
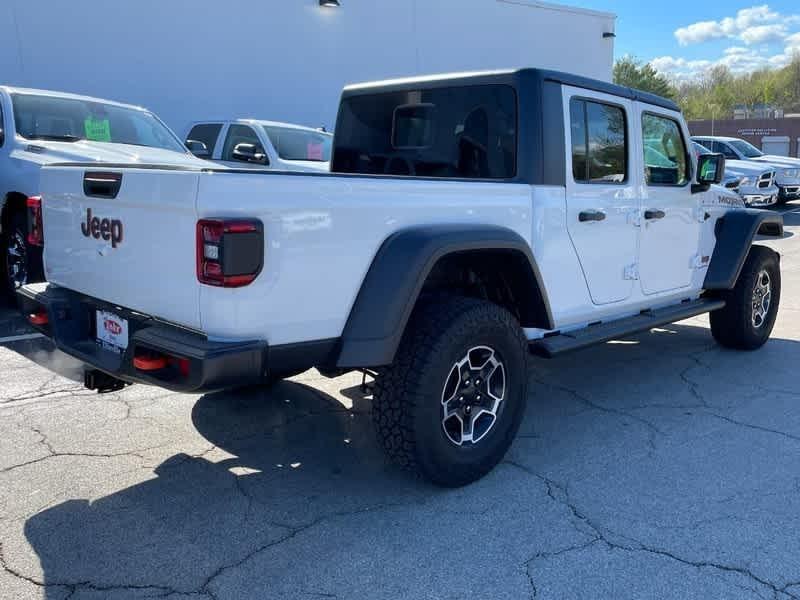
[644,209,666,220]
[578,210,606,222]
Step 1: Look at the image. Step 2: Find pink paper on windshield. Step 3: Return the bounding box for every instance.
[307,143,324,161]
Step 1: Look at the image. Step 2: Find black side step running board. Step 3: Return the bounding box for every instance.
[530,298,726,358]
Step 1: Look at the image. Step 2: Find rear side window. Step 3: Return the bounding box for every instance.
[332,84,517,179]
[642,113,689,186]
[186,124,222,154]
[569,98,627,184]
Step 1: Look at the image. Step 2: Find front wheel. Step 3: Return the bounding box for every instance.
[1,210,34,302]
[372,296,528,487]
[710,245,781,350]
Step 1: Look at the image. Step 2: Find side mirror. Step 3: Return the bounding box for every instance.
[232,142,267,165]
[185,139,210,158]
[697,153,725,185]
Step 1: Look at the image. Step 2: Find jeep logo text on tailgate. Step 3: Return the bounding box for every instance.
[81,208,123,248]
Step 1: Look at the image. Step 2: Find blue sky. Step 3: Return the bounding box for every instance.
[568,1,800,79]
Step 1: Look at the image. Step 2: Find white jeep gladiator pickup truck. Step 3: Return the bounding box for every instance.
[19,69,784,487]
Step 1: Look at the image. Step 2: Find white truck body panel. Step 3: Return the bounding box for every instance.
[41,166,729,346]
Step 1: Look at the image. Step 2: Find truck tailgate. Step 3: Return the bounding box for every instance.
[40,166,202,330]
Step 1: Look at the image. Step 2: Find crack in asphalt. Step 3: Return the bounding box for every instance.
[0,424,179,475]
[532,377,663,454]
[504,461,800,600]
[704,412,800,444]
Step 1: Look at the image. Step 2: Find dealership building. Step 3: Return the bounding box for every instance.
[689,118,800,158]
[0,0,616,136]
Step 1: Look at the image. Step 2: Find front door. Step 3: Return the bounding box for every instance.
[564,86,639,305]
[637,106,701,295]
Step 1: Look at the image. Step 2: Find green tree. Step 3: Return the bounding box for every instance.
[613,56,676,99]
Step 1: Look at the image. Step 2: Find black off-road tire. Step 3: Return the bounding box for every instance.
[1,209,41,304]
[710,245,780,350]
[372,295,528,487]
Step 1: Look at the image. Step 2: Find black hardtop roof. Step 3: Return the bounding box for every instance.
[341,67,680,113]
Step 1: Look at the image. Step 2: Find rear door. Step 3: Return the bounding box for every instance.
[563,86,639,305]
[41,166,202,330]
[185,123,223,158]
[637,106,701,295]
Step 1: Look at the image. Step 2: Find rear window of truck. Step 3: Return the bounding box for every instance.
[332,84,517,179]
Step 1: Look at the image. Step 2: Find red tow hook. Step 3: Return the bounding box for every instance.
[28,311,49,326]
[133,354,169,371]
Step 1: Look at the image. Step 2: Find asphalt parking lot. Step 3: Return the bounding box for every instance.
[2,207,800,600]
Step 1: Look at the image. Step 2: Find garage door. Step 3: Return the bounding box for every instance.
[762,136,790,156]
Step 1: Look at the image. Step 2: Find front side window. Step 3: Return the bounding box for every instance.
[333,84,517,179]
[263,125,332,162]
[221,124,266,163]
[570,98,627,184]
[11,93,184,152]
[730,139,764,158]
[642,113,688,186]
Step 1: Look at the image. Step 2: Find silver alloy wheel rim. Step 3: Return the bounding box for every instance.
[441,345,506,446]
[752,270,772,329]
[5,230,27,289]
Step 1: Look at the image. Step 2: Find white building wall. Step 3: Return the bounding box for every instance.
[0,0,615,135]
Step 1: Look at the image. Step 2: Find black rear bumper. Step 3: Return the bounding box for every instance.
[17,283,267,393]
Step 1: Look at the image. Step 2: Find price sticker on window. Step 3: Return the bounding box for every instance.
[84,117,111,142]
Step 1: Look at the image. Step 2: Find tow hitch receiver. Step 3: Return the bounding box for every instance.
[84,369,130,394]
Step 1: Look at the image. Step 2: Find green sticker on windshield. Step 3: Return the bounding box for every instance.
[84,117,111,142]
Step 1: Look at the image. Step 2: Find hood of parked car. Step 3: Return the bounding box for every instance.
[748,155,800,169]
[724,160,774,177]
[12,139,211,168]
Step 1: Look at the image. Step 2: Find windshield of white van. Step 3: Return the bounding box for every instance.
[730,139,764,158]
[262,126,332,162]
[11,93,186,152]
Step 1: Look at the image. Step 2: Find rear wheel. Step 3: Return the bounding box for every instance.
[1,210,35,302]
[710,245,780,350]
[372,296,528,487]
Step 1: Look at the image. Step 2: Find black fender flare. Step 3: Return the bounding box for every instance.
[335,224,553,368]
[704,209,783,290]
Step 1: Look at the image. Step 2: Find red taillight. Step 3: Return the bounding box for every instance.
[27,196,43,246]
[28,310,48,326]
[196,218,263,288]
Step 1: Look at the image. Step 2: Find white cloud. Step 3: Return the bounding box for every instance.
[651,45,789,81]
[675,4,793,46]
[739,24,787,45]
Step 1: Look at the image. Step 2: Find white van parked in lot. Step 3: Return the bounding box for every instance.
[0,86,209,299]
[184,119,332,173]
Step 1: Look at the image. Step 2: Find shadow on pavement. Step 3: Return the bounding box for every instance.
[19,322,800,597]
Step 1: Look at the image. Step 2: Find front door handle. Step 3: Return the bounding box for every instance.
[644,209,666,220]
[579,210,606,222]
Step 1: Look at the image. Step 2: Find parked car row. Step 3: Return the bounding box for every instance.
[184,119,332,172]
[0,86,329,300]
[692,141,778,207]
[692,136,800,205]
